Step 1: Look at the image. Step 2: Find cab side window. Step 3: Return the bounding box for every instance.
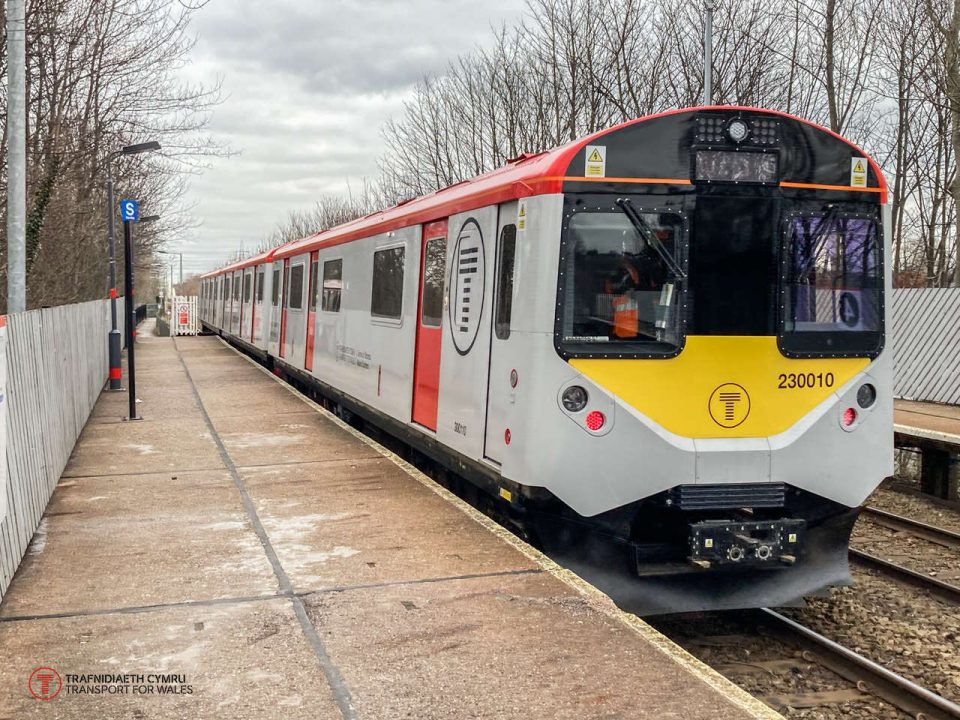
[494,225,517,339]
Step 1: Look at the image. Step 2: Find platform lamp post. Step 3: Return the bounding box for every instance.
[157,249,182,285]
[106,140,160,390]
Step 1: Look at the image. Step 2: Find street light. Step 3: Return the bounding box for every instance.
[157,248,182,285]
[105,140,160,390]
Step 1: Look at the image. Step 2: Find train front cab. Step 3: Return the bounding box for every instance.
[502,108,892,612]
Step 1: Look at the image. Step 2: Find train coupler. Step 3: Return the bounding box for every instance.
[687,518,805,568]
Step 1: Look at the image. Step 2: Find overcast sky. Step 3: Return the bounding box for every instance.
[172,0,522,277]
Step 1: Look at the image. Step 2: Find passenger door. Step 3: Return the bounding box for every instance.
[435,205,498,462]
[279,258,290,358]
[483,204,519,463]
[305,251,318,372]
[267,261,282,357]
[412,220,447,430]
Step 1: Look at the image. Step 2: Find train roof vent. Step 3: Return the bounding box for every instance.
[670,483,786,511]
[506,151,546,164]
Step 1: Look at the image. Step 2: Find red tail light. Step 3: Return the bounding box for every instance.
[842,407,857,427]
[586,411,605,431]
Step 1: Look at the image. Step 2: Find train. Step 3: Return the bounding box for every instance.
[198,106,892,615]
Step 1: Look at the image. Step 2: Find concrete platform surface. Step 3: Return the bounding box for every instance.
[0,332,779,719]
[896,399,960,442]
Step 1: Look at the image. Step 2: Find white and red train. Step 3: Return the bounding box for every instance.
[200,106,892,614]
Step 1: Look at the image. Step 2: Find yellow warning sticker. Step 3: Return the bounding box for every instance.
[517,200,527,232]
[850,157,867,187]
[585,145,606,177]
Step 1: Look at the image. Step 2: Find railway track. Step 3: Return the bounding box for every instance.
[861,506,960,550]
[759,608,960,719]
[655,609,960,719]
[852,506,960,603]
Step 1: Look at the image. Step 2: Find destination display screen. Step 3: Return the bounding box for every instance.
[695,150,778,183]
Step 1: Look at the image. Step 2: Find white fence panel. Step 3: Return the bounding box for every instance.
[892,288,960,405]
[0,299,117,600]
[172,296,199,336]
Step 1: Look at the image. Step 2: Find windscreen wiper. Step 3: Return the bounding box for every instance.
[616,198,687,280]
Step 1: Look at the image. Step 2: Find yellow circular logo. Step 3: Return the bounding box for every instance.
[709,383,751,428]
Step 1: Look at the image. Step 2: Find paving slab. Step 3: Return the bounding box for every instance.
[62,417,223,476]
[193,380,310,419]
[211,412,382,468]
[88,383,202,424]
[242,458,536,590]
[0,470,278,617]
[306,571,749,720]
[0,599,341,719]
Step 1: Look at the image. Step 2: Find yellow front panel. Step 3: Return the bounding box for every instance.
[570,336,868,438]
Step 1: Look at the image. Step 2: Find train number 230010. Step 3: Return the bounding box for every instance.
[777,372,835,389]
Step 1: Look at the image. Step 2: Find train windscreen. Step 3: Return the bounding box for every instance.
[557,196,686,357]
[780,209,882,357]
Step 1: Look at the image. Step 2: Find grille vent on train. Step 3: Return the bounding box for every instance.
[669,483,786,511]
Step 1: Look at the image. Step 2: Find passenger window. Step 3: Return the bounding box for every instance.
[256,269,265,304]
[288,264,305,310]
[243,273,252,303]
[420,238,445,327]
[224,277,231,300]
[494,225,517,339]
[309,260,319,312]
[271,269,280,306]
[371,247,404,320]
[322,259,343,312]
[234,275,241,301]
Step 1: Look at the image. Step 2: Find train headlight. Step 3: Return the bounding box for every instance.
[857,383,876,408]
[561,386,589,412]
[727,119,749,143]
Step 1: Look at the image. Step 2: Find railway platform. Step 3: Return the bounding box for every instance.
[0,329,778,719]
[895,399,960,501]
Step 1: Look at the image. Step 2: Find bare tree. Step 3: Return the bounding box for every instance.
[0,0,224,310]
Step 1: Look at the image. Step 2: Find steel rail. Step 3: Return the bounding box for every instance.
[862,506,960,550]
[849,548,960,603]
[760,608,960,719]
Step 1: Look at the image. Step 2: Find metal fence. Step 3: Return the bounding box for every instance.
[172,296,200,336]
[0,300,118,600]
[892,288,960,405]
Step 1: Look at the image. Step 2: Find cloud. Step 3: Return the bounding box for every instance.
[193,0,512,95]
[174,0,521,276]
